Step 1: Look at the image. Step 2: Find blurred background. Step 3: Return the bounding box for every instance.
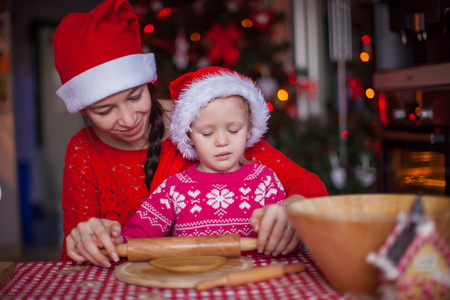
[1,0,449,262]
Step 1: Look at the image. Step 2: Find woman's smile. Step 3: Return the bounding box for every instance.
[119,119,143,137]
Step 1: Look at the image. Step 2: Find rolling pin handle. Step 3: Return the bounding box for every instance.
[115,244,127,257]
[283,262,306,274]
[239,238,258,251]
[99,243,127,258]
[195,275,228,291]
[195,262,306,291]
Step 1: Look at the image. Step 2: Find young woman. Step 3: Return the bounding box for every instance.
[53,0,327,268]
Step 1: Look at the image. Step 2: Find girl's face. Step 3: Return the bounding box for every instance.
[189,96,251,173]
[82,84,152,150]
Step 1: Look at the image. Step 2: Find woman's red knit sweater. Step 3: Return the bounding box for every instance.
[61,127,327,260]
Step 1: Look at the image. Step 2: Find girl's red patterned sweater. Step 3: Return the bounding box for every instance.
[121,163,286,240]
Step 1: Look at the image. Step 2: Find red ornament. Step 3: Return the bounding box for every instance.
[249,10,275,32]
[297,78,317,100]
[347,77,365,100]
[206,23,242,67]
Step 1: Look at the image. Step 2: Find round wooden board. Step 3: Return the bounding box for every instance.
[115,256,253,289]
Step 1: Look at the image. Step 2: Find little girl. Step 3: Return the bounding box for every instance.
[121,67,299,256]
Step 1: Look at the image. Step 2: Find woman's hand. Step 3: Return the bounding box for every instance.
[66,217,123,268]
[250,195,305,256]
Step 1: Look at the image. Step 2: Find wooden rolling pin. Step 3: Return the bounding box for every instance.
[104,234,257,261]
[195,262,306,290]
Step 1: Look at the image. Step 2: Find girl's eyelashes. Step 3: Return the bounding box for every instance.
[199,129,240,136]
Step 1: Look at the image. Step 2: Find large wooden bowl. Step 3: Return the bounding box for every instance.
[286,194,450,296]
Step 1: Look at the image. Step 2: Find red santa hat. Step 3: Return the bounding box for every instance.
[53,0,157,114]
[169,66,270,160]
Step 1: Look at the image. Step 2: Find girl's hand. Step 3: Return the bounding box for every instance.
[66,217,123,268]
[250,195,305,256]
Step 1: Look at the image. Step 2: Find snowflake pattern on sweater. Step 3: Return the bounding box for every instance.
[121,163,286,240]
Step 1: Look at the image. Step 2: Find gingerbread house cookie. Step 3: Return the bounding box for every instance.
[367,196,450,299]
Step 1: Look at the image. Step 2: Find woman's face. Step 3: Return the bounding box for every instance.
[82,84,152,150]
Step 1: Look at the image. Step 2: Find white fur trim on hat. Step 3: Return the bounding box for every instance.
[56,53,157,114]
[169,70,269,160]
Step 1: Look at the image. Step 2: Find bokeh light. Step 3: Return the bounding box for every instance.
[277,89,289,101]
[341,130,349,141]
[415,107,421,116]
[144,24,154,33]
[190,32,201,41]
[288,75,297,84]
[365,88,375,99]
[360,52,370,62]
[157,7,171,19]
[362,35,371,44]
[241,19,253,28]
